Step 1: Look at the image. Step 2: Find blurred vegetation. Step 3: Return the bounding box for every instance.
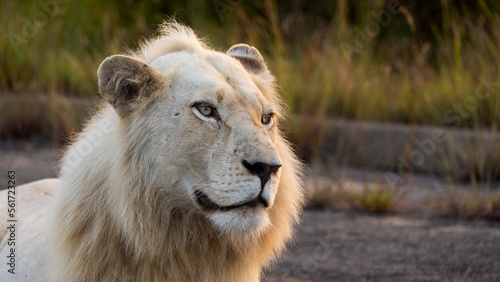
[308,178,408,214]
[308,176,500,219]
[430,188,500,219]
[2,0,499,217]
[1,0,500,144]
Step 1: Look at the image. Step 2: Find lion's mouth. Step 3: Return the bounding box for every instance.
[195,191,268,212]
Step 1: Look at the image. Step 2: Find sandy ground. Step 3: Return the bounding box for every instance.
[1,142,500,281]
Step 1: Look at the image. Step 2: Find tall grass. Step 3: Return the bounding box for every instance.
[1,0,499,144]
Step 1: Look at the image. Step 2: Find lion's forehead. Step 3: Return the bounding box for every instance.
[152,51,253,87]
[155,51,268,116]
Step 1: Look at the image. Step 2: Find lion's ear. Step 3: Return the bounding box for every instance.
[97,55,163,117]
[227,44,268,74]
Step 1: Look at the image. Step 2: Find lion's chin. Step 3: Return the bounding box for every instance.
[207,208,271,235]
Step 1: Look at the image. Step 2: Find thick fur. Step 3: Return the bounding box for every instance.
[48,22,305,281]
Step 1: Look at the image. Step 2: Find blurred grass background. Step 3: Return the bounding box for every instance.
[1,0,499,148]
[1,0,500,217]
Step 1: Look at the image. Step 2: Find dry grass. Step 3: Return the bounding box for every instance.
[308,177,500,220]
[430,188,500,220]
[307,178,408,214]
[348,185,401,214]
[0,94,94,145]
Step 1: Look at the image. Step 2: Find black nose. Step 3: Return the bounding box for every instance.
[242,161,282,189]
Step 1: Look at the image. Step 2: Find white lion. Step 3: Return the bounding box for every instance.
[0,22,304,281]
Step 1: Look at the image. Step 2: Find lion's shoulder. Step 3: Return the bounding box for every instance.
[0,178,58,241]
[0,178,59,281]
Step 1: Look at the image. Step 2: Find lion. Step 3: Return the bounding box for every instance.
[0,21,305,281]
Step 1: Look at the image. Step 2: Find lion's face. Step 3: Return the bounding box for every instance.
[98,45,283,234]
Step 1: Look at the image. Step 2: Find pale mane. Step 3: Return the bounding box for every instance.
[132,21,209,63]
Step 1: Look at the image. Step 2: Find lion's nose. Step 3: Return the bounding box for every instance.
[242,161,282,189]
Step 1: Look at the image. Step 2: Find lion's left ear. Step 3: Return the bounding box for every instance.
[227,44,268,74]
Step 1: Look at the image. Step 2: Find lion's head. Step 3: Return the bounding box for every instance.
[96,24,297,235]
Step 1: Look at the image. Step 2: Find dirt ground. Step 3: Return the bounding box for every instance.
[1,142,500,281]
[0,141,60,187]
[264,211,500,281]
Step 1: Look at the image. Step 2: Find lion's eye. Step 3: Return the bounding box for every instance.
[192,102,220,122]
[261,114,272,125]
[197,105,214,117]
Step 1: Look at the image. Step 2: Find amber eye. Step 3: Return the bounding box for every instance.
[261,114,272,125]
[196,105,214,117]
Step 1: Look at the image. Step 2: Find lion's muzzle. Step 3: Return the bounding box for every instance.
[195,160,282,212]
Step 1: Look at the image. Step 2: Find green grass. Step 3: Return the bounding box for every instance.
[2,2,499,132]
